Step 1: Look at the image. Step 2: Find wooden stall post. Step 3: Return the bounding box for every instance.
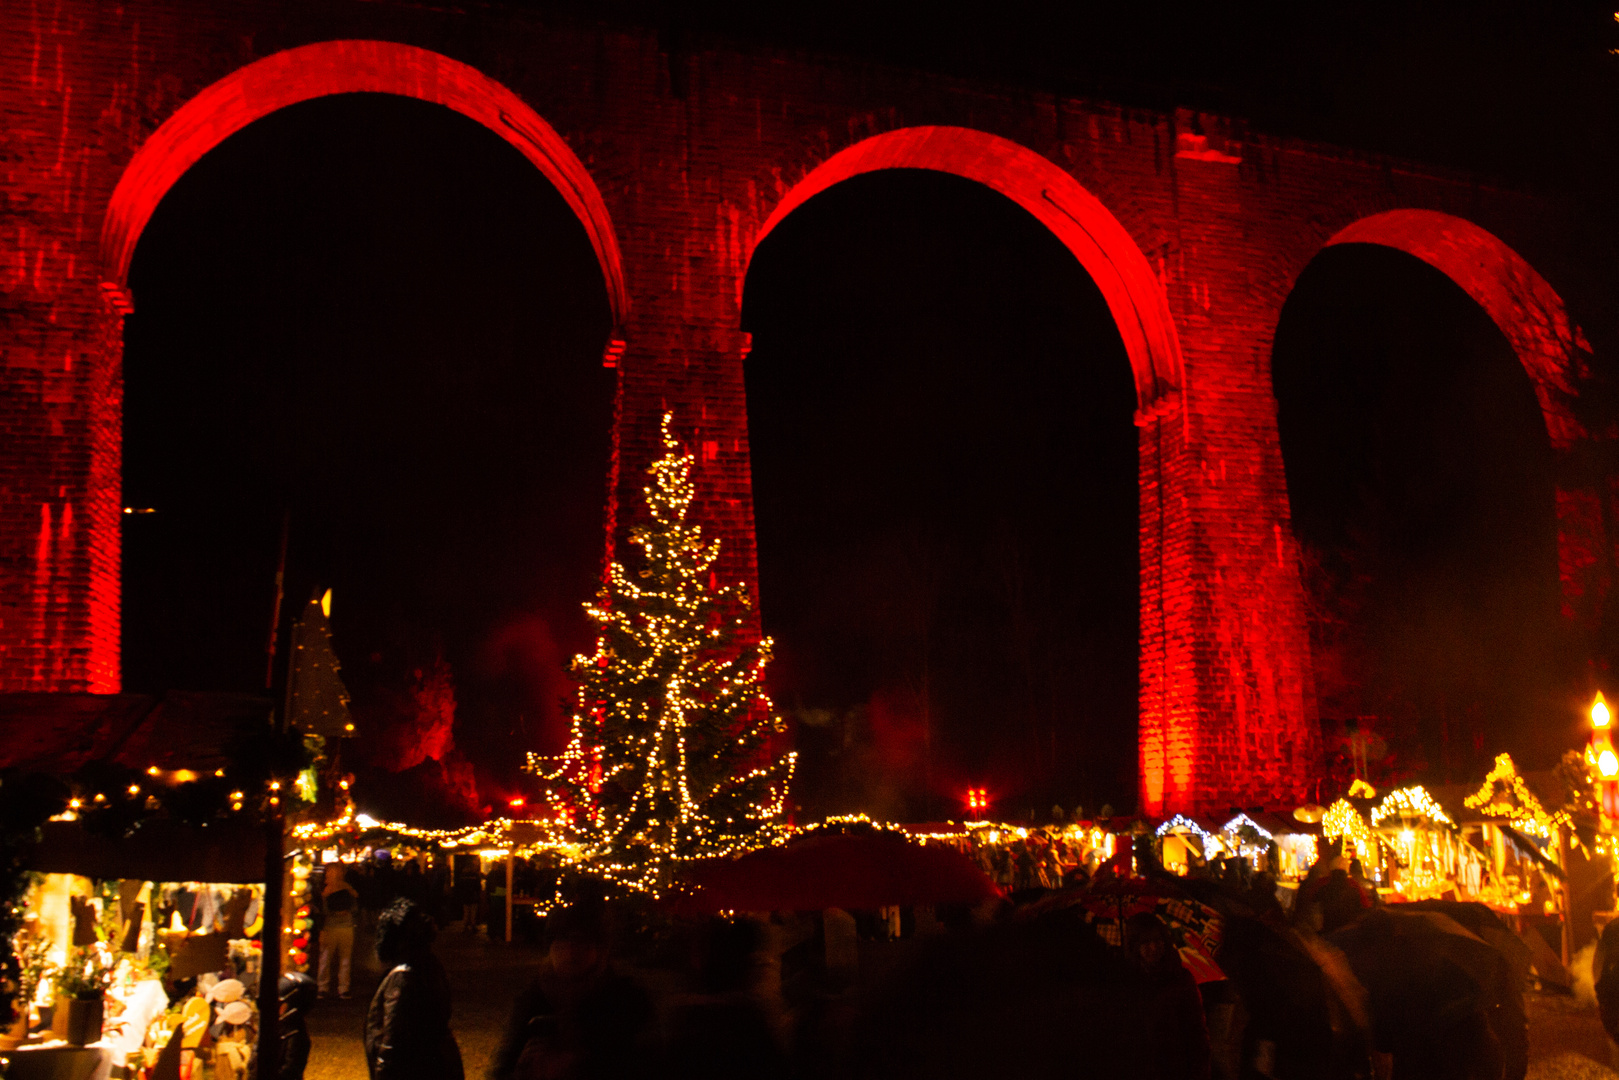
[1559,826,1574,968]
[257,813,284,1079]
[505,851,515,944]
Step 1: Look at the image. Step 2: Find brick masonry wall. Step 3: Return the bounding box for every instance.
[0,0,1603,813]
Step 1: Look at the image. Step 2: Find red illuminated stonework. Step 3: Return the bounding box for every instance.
[0,2,1605,813]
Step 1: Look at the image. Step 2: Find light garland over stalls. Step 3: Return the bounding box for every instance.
[1219,813,1274,841]
[1156,815,1220,861]
[1464,753,1570,840]
[1323,799,1375,859]
[1370,785,1454,829]
[527,413,796,896]
[799,813,913,840]
[288,807,580,861]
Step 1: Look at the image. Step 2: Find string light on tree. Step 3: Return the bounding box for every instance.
[526,412,795,894]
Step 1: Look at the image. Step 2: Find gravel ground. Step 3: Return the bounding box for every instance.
[1530,1056,1619,1080]
[304,925,544,1080]
[1526,990,1617,1080]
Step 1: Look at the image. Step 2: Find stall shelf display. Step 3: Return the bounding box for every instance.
[6,872,266,1076]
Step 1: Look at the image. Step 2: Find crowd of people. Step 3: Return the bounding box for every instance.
[282,835,1548,1080]
[292,851,1222,1080]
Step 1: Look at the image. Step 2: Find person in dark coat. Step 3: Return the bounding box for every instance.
[278,972,316,1080]
[667,918,782,1080]
[456,864,483,935]
[365,898,464,1080]
[1126,911,1212,1080]
[486,904,652,1080]
[1592,916,1619,1066]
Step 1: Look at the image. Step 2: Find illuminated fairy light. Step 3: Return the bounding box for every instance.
[1219,813,1274,841]
[1464,752,1569,840]
[1370,785,1453,829]
[524,413,795,895]
[1322,799,1375,859]
[1157,814,1221,862]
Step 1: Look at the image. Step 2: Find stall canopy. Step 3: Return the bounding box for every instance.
[0,691,274,882]
[25,818,266,883]
[0,691,271,775]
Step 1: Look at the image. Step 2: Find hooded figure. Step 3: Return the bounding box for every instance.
[365,898,464,1080]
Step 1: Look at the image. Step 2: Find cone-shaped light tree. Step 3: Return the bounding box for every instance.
[529,413,795,893]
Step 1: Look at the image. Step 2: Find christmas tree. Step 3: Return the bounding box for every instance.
[286,589,354,740]
[529,412,795,893]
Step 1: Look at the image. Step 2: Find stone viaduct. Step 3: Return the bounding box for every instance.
[1,0,1607,813]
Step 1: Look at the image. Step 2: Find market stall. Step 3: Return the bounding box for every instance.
[0,691,289,1079]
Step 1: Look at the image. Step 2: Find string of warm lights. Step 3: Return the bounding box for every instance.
[1322,798,1375,859]
[1464,753,1570,840]
[289,808,579,859]
[798,813,911,839]
[524,413,795,895]
[1370,785,1454,829]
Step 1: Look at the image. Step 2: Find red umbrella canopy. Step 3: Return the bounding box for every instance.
[1036,864,1225,984]
[679,831,1001,914]
[1077,891,1225,984]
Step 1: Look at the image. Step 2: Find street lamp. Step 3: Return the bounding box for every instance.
[1591,692,1618,816]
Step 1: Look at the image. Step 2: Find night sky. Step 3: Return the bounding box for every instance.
[121,7,1615,818]
[743,172,1135,819]
[1274,245,1578,783]
[124,95,614,814]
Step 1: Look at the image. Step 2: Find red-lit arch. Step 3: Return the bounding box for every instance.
[1323,210,1589,450]
[751,126,1183,413]
[101,39,627,327]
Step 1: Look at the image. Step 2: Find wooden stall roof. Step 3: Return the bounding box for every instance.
[0,691,271,774]
[25,818,267,883]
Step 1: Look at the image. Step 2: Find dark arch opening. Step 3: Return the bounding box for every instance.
[743,169,1138,822]
[123,93,614,818]
[1274,244,1575,782]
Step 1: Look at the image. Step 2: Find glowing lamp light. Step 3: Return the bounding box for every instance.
[509,797,527,809]
[1601,749,1618,778]
[321,588,333,619]
[1595,692,1611,729]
